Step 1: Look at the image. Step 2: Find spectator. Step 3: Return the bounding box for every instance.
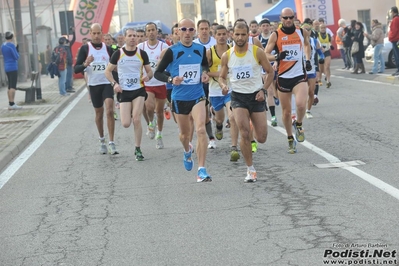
[336,19,348,69]
[64,28,76,93]
[53,37,69,96]
[388,6,399,76]
[365,19,385,74]
[44,44,52,74]
[350,22,366,74]
[349,20,357,70]
[342,27,353,70]
[1,31,22,109]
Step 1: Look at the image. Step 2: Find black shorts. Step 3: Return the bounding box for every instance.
[118,87,147,103]
[277,75,307,93]
[89,84,114,108]
[6,70,18,89]
[203,83,209,99]
[167,89,172,103]
[172,96,206,115]
[230,91,267,114]
[323,50,331,57]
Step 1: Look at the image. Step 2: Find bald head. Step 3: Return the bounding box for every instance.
[281,8,295,16]
[178,18,195,28]
[90,23,103,44]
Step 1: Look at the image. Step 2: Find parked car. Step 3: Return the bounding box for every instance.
[365,37,396,68]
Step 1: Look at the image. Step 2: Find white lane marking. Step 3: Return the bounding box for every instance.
[0,91,87,190]
[331,74,399,86]
[268,120,399,201]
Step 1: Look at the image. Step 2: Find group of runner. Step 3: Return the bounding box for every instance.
[74,7,330,183]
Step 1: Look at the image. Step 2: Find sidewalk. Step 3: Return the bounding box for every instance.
[0,74,85,171]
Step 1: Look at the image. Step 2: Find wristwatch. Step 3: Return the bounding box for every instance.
[168,76,173,84]
[111,81,116,87]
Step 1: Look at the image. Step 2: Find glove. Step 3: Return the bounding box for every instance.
[330,45,335,50]
[275,50,289,61]
[318,58,325,64]
[305,60,312,71]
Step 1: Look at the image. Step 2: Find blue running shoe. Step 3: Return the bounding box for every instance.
[197,168,212,182]
[183,150,193,171]
[274,96,280,106]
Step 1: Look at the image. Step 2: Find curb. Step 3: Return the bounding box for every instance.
[0,83,86,172]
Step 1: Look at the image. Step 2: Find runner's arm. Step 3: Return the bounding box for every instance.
[218,52,229,95]
[264,32,278,62]
[257,48,273,91]
[74,45,89,74]
[154,48,173,82]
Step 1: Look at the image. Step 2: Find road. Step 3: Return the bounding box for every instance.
[1,60,399,266]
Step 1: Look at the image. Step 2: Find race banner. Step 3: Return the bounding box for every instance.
[69,0,116,77]
[294,0,341,58]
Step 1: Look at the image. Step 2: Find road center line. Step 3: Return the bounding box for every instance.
[0,90,86,190]
[269,121,399,201]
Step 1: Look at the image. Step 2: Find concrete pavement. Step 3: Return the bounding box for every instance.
[0,74,85,171]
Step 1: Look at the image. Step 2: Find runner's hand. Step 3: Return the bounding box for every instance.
[305,60,312,71]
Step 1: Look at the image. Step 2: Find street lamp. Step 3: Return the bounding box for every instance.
[29,0,42,99]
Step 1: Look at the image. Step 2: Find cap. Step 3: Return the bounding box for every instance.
[259,19,270,25]
[5,31,14,40]
[58,36,67,44]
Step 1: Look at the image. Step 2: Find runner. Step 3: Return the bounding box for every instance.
[155,18,212,182]
[206,25,240,162]
[138,22,169,149]
[265,7,312,154]
[74,23,118,155]
[104,27,152,161]
[193,19,218,149]
[219,22,274,182]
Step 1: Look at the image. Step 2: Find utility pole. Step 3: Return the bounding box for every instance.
[29,0,41,99]
[51,0,58,40]
[14,0,27,81]
[63,0,69,36]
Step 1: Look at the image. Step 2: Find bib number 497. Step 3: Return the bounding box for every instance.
[183,71,197,79]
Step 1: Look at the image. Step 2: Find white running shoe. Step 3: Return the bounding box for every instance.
[207,139,217,149]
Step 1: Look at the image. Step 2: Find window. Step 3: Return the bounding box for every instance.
[358,9,371,33]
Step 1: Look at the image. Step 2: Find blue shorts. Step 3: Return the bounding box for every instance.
[307,73,316,79]
[209,94,231,112]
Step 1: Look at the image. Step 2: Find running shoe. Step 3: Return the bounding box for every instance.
[108,142,119,155]
[288,138,297,154]
[99,139,107,154]
[164,107,171,120]
[313,97,319,106]
[147,122,155,139]
[156,135,164,149]
[291,114,297,124]
[271,116,278,127]
[8,104,22,110]
[230,149,240,162]
[208,139,217,149]
[135,149,144,161]
[251,141,258,153]
[215,126,223,140]
[292,120,305,142]
[113,111,118,120]
[326,82,331,88]
[115,101,120,109]
[183,150,193,171]
[244,170,257,183]
[189,142,195,153]
[305,111,313,119]
[225,119,230,128]
[197,168,212,182]
[318,80,323,86]
[274,96,280,106]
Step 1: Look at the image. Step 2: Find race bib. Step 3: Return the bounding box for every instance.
[179,64,200,85]
[149,60,157,70]
[91,61,107,73]
[232,65,253,80]
[120,73,140,90]
[282,44,301,61]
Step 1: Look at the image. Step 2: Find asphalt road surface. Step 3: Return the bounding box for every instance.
[1,60,398,266]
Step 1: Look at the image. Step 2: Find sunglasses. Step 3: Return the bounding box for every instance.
[282,16,295,20]
[179,27,195,32]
